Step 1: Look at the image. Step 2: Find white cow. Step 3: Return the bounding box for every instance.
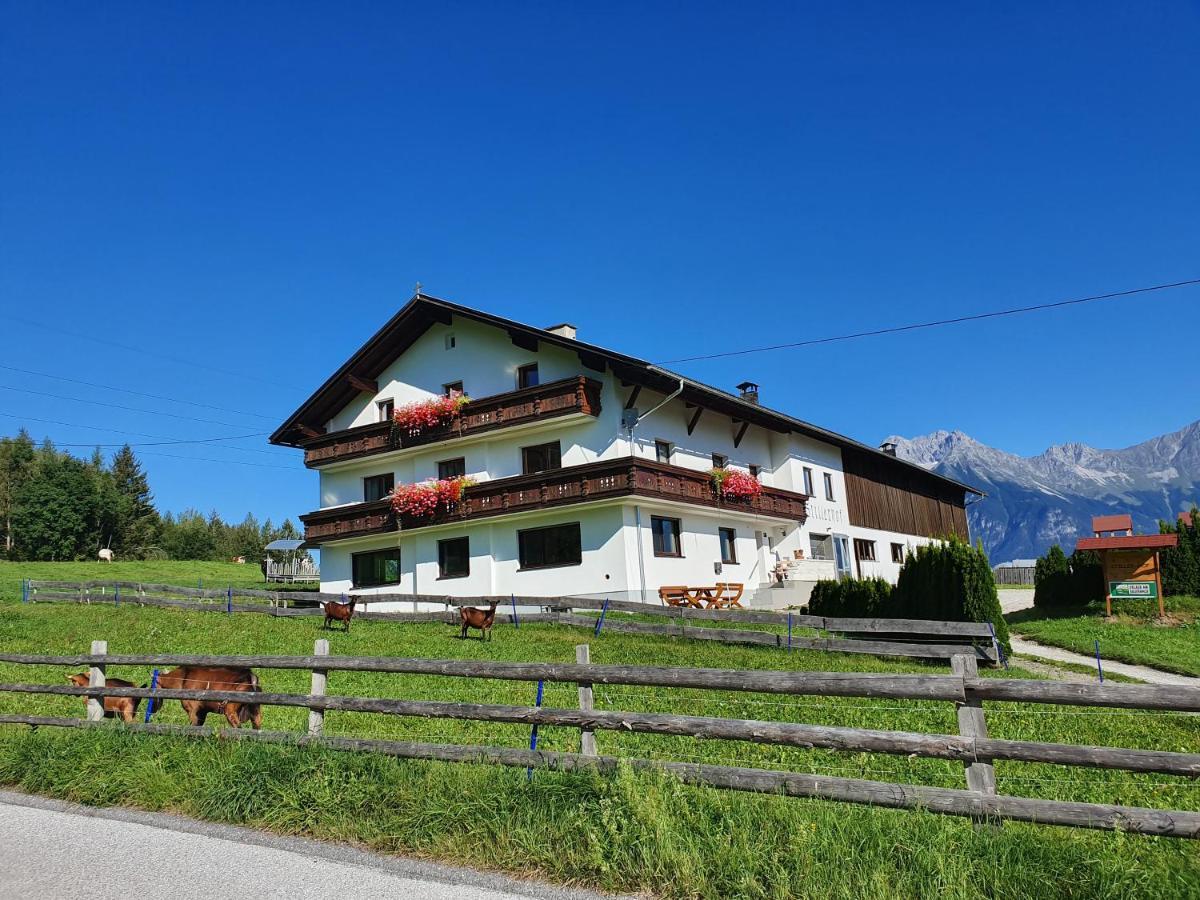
[98,549,115,563]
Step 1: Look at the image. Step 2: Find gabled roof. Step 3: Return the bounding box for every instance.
[271,293,983,496]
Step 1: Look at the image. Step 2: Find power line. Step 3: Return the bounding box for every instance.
[0,412,286,457]
[134,449,301,471]
[0,383,272,430]
[659,277,1200,364]
[0,363,276,421]
[0,312,302,390]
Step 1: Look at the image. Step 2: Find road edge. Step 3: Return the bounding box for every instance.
[0,788,629,900]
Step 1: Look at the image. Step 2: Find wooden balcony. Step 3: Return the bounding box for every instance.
[301,376,603,468]
[301,458,809,545]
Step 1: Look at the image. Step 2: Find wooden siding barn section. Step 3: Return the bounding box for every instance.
[842,448,970,540]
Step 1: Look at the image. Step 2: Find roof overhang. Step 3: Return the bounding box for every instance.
[271,293,984,500]
[1075,534,1179,552]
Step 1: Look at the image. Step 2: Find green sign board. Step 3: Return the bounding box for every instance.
[1109,580,1158,599]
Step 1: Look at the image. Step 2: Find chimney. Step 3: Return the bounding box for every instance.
[879,441,898,457]
[545,323,577,340]
[736,381,759,405]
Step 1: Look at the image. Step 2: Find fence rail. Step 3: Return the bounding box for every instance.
[0,642,1197,837]
[20,580,1000,663]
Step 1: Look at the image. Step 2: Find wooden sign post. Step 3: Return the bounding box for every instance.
[1075,515,1175,620]
[1102,549,1163,618]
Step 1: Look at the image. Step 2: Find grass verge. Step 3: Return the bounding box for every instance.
[1009,597,1200,677]
[0,601,1198,897]
[2,727,1199,899]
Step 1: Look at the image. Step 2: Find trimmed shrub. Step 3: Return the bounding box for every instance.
[1067,549,1104,605]
[807,577,893,618]
[1033,544,1072,609]
[1160,506,1200,597]
[892,538,1010,654]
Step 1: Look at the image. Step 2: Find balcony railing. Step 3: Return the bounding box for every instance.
[301,376,603,468]
[301,458,809,545]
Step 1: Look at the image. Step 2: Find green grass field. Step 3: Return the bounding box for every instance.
[1009,597,1200,677]
[0,560,289,604]
[0,595,1198,898]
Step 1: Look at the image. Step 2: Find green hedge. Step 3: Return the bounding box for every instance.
[1033,545,1072,608]
[807,539,1009,655]
[892,538,1010,654]
[808,577,893,617]
[1034,545,1107,608]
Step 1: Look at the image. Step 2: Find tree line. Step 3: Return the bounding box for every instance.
[0,431,301,562]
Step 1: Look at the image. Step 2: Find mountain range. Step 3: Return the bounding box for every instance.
[886,419,1200,563]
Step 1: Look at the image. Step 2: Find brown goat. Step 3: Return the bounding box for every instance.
[148,665,263,729]
[459,602,498,640]
[323,596,358,631]
[67,673,140,724]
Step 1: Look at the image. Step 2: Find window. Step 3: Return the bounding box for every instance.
[854,539,876,562]
[352,548,401,587]
[809,533,833,560]
[651,516,682,557]
[802,467,814,495]
[823,472,834,501]
[655,440,673,464]
[518,522,582,569]
[377,398,394,422]
[443,381,464,397]
[363,473,394,502]
[517,363,539,389]
[437,457,466,480]
[438,537,470,578]
[891,542,906,564]
[444,334,456,350]
[712,453,728,469]
[748,465,761,479]
[719,527,737,564]
[521,441,562,474]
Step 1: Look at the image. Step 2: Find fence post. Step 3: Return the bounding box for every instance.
[86,639,107,722]
[526,679,544,781]
[144,669,159,722]
[787,612,793,652]
[309,638,329,736]
[114,584,120,607]
[226,586,232,614]
[576,644,596,756]
[1094,640,1104,683]
[593,598,610,637]
[21,579,28,603]
[511,594,519,628]
[951,653,997,824]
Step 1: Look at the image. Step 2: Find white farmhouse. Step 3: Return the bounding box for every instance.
[271,294,981,607]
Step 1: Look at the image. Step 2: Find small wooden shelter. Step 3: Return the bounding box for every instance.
[1074,515,1177,617]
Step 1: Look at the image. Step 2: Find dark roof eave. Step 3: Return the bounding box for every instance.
[271,294,985,498]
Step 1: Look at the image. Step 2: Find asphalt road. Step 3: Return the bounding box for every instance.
[0,791,618,900]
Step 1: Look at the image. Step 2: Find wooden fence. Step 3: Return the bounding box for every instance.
[993,566,1036,586]
[20,580,1000,664]
[0,642,1197,836]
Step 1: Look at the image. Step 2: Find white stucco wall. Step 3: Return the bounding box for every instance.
[307,312,959,603]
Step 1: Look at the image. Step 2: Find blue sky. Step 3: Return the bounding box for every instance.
[1,2,1198,526]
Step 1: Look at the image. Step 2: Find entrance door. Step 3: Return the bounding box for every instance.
[833,534,852,580]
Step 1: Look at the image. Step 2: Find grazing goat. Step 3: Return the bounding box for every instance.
[323,597,358,631]
[97,548,114,562]
[148,666,263,729]
[67,673,139,723]
[459,602,498,641]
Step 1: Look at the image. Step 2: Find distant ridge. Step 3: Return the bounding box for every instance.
[887,420,1200,562]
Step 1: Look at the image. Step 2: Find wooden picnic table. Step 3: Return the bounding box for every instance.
[659,583,745,609]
